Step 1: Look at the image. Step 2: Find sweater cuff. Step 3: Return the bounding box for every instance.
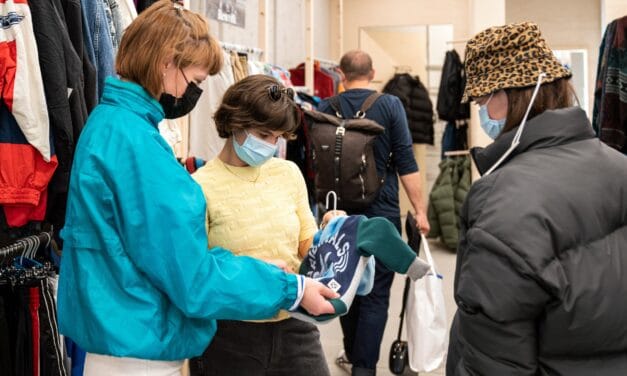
[407,257,431,281]
[285,274,306,311]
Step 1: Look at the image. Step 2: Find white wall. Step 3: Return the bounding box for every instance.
[602,0,627,29]
[189,0,335,70]
[343,0,470,53]
[505,0,601,115]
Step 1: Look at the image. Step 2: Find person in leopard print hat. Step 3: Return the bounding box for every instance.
[447,22,627,376]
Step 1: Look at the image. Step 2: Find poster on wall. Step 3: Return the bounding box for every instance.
[206,0,246,28]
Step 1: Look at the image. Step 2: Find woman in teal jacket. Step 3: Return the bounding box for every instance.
[56,1,336,374]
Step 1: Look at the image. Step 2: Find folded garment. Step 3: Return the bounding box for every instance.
[292,215,430,324]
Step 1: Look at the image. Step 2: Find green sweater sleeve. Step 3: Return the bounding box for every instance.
[356,217,430,280]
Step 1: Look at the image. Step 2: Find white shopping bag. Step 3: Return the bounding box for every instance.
[405,234,448,372]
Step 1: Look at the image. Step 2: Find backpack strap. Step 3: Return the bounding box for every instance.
[327,96,344,118]
[334,121,347,194]
[355,92,383,118]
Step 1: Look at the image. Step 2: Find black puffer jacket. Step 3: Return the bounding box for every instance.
[447,107,627,376]
[383,74,434,144]
[436,50,470,121]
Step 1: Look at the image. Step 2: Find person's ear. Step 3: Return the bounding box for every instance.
[368,69,375,81]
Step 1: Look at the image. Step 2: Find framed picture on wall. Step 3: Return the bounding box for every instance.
[206,0,246,28]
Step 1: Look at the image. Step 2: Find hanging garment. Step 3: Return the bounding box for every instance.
[188,50,234,160]
[427,156,470,250]
[289,62,335,99]
[383,73,435,144]
[230,50,247,82]
[593,16,627,153]
[158,119,182,152]
[294,215,430,324]
[0,258,67,376]
[115,0,137,31]
[101,0,121,52]
[0,103,58,227]
[265,64,295,87]
[321,66,340,95]
[0,0,51,160]
[30,0,89,231]
[436,50,470,122]
[440,121,468,160]
[57,0,98,112]
[82,0,117,100]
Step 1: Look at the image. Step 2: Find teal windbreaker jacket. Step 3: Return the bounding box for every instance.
[57,77,300,360]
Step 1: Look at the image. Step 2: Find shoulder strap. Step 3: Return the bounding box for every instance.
[327,96,343,118]
[356,92,383,118]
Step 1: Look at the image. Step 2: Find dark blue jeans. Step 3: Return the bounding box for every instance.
[340,216,401,374]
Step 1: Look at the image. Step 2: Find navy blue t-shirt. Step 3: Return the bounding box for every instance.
[318,89,418,218]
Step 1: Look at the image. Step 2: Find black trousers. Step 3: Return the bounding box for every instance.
[190,318,330,376]
[39,279,68,376]
[0,280,67,376]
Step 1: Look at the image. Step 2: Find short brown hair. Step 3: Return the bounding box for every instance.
[214,75,301,139]
[340,50,373,81]
[116,0,223,98]
[502,78,576,134]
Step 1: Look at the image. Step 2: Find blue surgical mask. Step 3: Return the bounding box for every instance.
[478,92,505,139]
[233,131,277,166]
[479,104,506,139]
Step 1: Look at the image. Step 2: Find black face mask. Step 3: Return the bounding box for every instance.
[159,71,203,119]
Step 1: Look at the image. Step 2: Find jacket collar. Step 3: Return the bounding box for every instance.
[100,77,165,127]
[472,107,595,175]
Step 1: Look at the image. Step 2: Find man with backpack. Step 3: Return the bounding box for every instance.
[317,49,430,375]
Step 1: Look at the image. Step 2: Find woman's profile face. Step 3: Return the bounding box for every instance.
[473,90,509,121]
[161,63,209,98]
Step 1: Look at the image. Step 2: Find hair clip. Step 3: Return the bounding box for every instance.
[267,85,295,101]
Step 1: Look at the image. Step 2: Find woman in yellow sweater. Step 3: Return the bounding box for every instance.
[191,75,332,375]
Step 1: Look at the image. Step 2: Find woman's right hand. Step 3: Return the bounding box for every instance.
[299,278,339,316]
[320,210,347,229]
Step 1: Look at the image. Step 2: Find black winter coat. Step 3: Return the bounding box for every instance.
[436,50,470,121]
[30,0,89,232]
[383,74,434,144]
[447,107,627,376]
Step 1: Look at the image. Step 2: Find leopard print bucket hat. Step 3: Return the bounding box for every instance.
[462,22,571,102]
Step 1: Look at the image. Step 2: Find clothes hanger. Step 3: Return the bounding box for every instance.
[325,191,338,213]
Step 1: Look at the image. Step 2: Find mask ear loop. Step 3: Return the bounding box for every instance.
[483,72,547,177]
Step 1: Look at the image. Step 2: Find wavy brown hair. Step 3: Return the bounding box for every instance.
[214,75,301,140]
[116,0,222,98]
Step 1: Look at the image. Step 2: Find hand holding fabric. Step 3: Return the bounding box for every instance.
[320,209,347,229]
[299,278,340,316]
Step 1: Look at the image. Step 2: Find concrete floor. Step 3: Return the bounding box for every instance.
[318,237,457,376]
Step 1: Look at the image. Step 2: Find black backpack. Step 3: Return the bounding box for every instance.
[304,93,387,210]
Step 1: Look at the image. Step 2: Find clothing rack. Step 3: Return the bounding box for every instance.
[0,231,52,267]
[394,65,413,74]
[220,42,264,57]
[445,39,468,45]
[316,57,338,69]
[292,85,311,93]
